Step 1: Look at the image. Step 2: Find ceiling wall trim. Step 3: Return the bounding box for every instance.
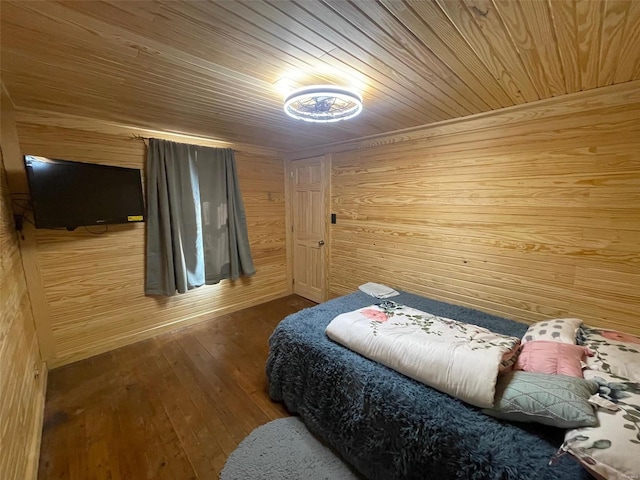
[12,80,640,162]
[13,108,283,158]
[286,79,640,160]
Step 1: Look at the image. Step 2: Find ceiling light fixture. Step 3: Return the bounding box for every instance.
[283,85,363,123]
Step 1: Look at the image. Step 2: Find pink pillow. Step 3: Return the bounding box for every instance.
[514,340,590,378]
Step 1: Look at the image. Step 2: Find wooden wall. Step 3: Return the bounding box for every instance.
[325,83,640,336]
[0,90,47,480]
[15,121,289,368]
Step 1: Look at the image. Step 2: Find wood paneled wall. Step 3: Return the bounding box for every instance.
[15,122,289,368]
[0,91,46,480]
[327,83,640,336]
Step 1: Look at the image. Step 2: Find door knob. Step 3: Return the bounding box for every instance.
[318,240,325,246]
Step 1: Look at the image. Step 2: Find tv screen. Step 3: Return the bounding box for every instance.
[24,155,145,230]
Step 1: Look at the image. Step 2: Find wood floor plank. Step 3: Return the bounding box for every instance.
[37,295,315,480]
[127,344,199,480]
[112,342,180,480]
[155,339,230,478]
[84,403,121,480]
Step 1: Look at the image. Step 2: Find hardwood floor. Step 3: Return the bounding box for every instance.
[37,295,316,480]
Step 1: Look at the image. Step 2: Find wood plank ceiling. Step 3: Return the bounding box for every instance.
[2,0,640,152]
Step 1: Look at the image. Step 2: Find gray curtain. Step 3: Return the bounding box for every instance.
[145,138,255,296]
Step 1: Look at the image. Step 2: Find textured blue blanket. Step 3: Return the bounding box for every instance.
[267,291,593,480]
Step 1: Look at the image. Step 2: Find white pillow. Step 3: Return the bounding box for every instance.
[521,318,582,344]
[579,327,640,382]
[563,370,640,480]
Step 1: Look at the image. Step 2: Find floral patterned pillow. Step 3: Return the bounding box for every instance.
[561,370,640,480]
[522,318,582,344]
[579,327,640,382]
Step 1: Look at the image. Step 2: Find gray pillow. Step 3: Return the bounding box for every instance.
[484,371,598,428]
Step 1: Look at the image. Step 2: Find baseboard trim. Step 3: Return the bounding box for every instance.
[49,289,292,368]
[24,361,47,480]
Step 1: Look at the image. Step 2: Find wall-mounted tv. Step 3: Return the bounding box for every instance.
[24,155,145,230]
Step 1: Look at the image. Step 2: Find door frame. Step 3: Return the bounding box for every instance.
[285,154,331,302]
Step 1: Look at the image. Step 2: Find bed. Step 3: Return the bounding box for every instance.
[266,290,594,480]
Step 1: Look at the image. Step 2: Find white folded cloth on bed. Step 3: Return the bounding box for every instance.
[358,282,399,298]
[326,303,520,408]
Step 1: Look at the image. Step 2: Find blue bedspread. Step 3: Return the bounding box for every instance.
[266,291,594,480]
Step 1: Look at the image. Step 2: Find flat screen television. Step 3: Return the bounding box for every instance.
[24,155,145,230]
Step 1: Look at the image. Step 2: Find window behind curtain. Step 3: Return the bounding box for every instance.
[145,138,255,296]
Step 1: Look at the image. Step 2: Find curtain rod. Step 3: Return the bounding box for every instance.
[132,134,235,152]
[132,134,149,147]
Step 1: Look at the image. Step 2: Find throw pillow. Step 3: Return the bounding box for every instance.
[563,370,640,480]
[514,340,590,378]
[578,327,640,382]
[522,318,582,344]
[484,371,598,428]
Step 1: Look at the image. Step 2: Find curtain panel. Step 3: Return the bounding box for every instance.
[145,138,255,296]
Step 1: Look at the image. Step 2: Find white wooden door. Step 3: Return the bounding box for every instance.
[291,156,327,303]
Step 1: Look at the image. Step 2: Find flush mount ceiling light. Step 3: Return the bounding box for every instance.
[283,85,363,123]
